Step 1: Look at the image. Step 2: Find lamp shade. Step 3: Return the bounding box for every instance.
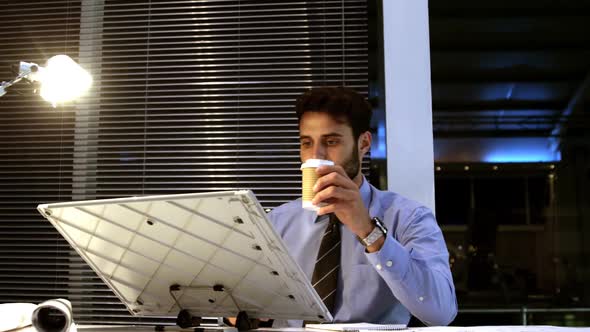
[38,55,92,106]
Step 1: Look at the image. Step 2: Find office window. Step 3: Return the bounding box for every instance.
[0,0,369,324]
[435,177,471,225]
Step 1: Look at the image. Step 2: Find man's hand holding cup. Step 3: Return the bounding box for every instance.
[300,159,374,245]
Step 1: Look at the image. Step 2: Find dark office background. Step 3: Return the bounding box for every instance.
[428,0,590,326]
[0,0,589,327]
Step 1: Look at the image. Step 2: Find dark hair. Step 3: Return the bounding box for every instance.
[295,86,372,139]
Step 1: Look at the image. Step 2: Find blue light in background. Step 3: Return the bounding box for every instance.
[371,123,387,159]
[435,137,562,163]
[484,149,561,163]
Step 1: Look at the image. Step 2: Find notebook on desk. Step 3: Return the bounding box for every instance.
[306,323,406,331]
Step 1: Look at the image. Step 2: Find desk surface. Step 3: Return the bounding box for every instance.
[75,325,590,332]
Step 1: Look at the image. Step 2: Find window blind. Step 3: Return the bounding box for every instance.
[0,0,369,325]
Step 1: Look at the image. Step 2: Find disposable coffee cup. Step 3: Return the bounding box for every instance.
[301,159,335,211]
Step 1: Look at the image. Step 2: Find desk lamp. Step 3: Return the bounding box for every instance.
[0,54,92,107]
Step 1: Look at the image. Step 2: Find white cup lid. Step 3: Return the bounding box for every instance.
[300,159,335,169]
[302,200,319,211]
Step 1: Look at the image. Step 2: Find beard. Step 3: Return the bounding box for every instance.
[342,141,361,180]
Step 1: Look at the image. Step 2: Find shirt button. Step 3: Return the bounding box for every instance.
[419,296,424,302]
[376,264,382,270]
[386,260,393,267]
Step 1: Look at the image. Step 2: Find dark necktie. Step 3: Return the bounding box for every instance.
[311,214,341,313]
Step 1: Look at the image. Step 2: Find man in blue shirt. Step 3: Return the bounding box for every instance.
[268,87,457,326]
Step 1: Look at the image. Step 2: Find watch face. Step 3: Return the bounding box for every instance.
[359,217,389,247]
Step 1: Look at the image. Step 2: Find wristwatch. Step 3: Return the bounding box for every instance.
[359,217,388,247]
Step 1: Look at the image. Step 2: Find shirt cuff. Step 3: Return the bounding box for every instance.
[364,235,410,281]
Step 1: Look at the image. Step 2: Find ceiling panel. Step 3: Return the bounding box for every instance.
[429,0,590,141]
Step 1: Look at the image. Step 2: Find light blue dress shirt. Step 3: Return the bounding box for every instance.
[268,177,457,326]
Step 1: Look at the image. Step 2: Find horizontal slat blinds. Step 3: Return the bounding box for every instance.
[0,0,369,325]
[92,0,370,204]
[0,0,94,322]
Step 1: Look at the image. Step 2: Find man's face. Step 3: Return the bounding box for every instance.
[299,111,361,181]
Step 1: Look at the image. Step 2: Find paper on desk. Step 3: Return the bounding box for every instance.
[306,323,406,331]
[0,303,36,332]
[407,326,590,332]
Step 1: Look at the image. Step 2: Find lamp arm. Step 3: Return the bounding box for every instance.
[0,61,41,98]
[0,74,27,97]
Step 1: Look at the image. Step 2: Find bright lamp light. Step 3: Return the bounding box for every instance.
[0,54,92,107]
[39,55,92,106]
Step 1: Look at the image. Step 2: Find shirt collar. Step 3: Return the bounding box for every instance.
[359,175,371,208]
